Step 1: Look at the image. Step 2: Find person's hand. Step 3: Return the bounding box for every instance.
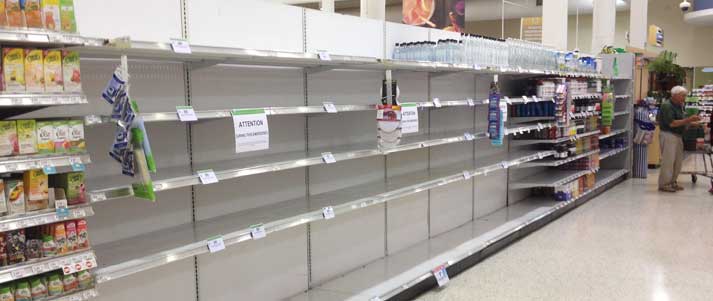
[690,121,702,127]
[688,115,702,123]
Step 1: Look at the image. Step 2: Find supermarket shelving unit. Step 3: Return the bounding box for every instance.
[4,2,633,300]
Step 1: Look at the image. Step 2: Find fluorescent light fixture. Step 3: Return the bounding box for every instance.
[616,0,627,6]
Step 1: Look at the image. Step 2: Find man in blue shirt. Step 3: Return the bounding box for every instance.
[657,86,701,192]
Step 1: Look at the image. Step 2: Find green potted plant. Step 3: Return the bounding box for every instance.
[648,51,686,99]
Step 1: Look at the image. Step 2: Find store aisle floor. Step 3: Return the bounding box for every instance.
[417,161,713,301]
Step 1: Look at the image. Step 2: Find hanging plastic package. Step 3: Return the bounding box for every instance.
[489,78,503,146]
[377,79,402,149]
[130,127,156,201]
[130,100,157,173]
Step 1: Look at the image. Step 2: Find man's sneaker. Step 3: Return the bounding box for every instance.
[673,183,684,191]
[659,185,677,192]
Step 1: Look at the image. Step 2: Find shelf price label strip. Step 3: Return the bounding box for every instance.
[0,206,94,233]
[0,250,97,284]
[0,154,90,173]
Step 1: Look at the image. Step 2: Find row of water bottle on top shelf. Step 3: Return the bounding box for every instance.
[392,33,598,73]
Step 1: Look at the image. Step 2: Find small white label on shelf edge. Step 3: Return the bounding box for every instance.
[432,265,450,287]
[400,104,419,134]
[376,109,384,119]
[250,224,267,240]
[464,132,475,141]
[432,98,442,108]
[321,152,337,164]
[463,171,471,180]
[32,264,45,274]
[176,105,198,122]
[197,169,219,185]
[322,206,335,219]
[42,164,57,175]
[317,51,331,61]
[522,96,529,103]
[232,109,269,154]
[466,98,475,106]
[170,39,192,54]
[323,102,338,113]
[55,199,69,218]
[503,96,511,104]
[207,236,226,253]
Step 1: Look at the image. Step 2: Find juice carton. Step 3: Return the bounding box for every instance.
[65,221,76,251]
[5,179,24,215]
[41,0,60,31]
[61,51,80,92]
[67,120,84,153]
[43,50,63,92]
[0,121,17,156]
[23,169,47,211]
[0,1,8,27]
[52,172,84,205]
[6,0,23,28]
[59,0,75,33]
[16,120,37,155]
[53,223,66,254]
[3,48,25,92]
[35,121,55,154]
[24,49,44,93]
[52,121,69,153]
[76,219,88,249]
[23,0,42,28]
[0,179,7,215]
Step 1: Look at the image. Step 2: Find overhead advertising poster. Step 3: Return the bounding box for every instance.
[520,17,542,43]
[403,0,464,32]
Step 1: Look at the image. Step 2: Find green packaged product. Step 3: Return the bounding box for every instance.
[68,120,85,153]
[30,277,48,300]
[47,274,63,296]
[42,235,57,257]
[0,286,12,301]
[60,0,76,33]
[77,270,92,290]
[15,281,31,301]
[62,273,77,293]
[51,172,85,205]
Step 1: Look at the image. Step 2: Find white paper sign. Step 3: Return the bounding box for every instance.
[207,236,226,253]
[400,103,419,134]
[432,265,450,287]
[170,39,192,54]
[250,224,266,240]
[321,152,336,164]
[232,109,269,153]
[176,106,198,122]
[197,169,219,184]
[323,102,338,113]
[322,206,335,219]
[433,98,442,108]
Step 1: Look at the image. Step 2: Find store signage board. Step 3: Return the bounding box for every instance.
[177,106,198,122]
[400,103,419,134]
[232,109,269,153]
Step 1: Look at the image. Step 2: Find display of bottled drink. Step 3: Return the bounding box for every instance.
[391,34,598,73]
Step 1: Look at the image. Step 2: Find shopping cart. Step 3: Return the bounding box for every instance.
[681,146,713,193]
[683,101,713,192]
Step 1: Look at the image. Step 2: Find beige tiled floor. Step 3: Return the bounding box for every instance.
[417,162,713,301]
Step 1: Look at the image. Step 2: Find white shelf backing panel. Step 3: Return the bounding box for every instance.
[511,129,600,145]
[75,0,182,43]
[0,250,96,285]
[87,128,489,202]
[519,149,600,168]
[600,146,630,159]
[187,0,303,53]
[0,152,90,173]
[0,205,93,233]
[92,152,550,283]
[306,9,384,59]
[599,128,628,140]
[294,169,630,301]
[510,168,599,189]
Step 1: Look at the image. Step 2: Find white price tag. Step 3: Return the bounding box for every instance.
[323,102,338,113]
[207,236,226,253]
[170,39,192,54]
[504,96,511,104]
[90,193,107,202]
[501,161,510,168]
[11,270,25,279]
[232,109,269,153]
[197,169,219,185]
[322,206,335,219]
[464,132,475,141]
[463,171,471,180]
[400,104,419,134]
[432,98,442,108]
[32,264,45,274]
[376,109,384,119]
[532,96,539,102]
[250,224,266,240]
[321,152,336,164]
[522,96,529,103]
[176,106,198,122]
[432,265,450,287]
[317,51,331,61]
[466,98,475,106]
[55,199,69,218]
[70,295,82,301]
